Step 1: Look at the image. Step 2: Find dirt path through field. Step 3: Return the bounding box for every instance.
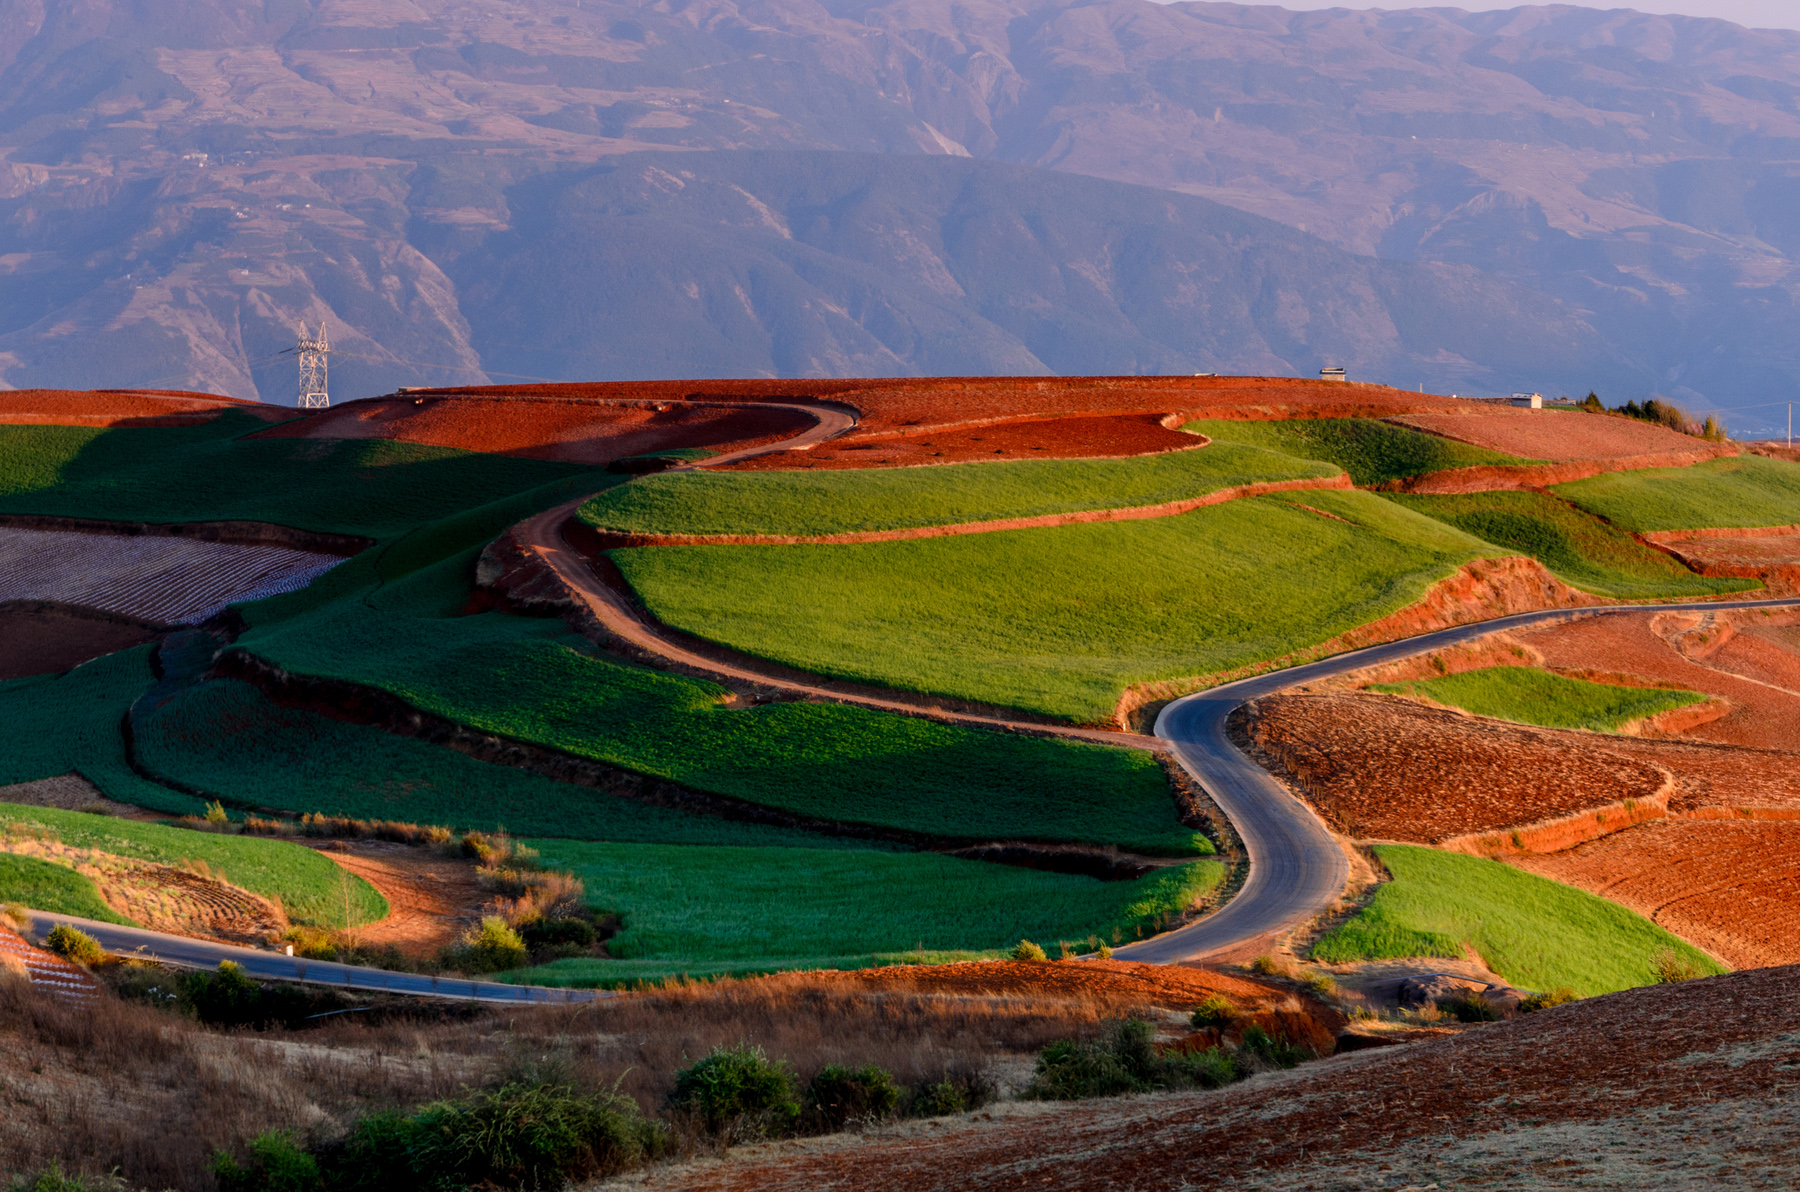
[308,842,487,959]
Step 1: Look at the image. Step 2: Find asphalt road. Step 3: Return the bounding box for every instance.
[22,910,601,1003]
[1116,595,1800,963]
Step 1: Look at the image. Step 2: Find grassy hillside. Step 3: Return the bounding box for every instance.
[1311,845,1721,995]
[612,490,1501,723]
[1187,418,1529,486]
[504,840,1225,986]
[1370,667,1706,732]
[1554,455,1800,532]
[576,442,1335,537]
[1383,489,1755,598]
[0,649,206,816]
[137,679,880,850]
[0,414,600,538]
[0,804,386,929]
[0,852,131,924]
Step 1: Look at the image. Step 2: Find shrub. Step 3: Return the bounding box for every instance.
[44,924,105,967]
[7,1165,130,1192]
[1096,943,1113,959]
[907,1070,995,1118]
[448,917,529,974]
[0,902,29,932]
[1011,939,1048,962]
[1519,986,1580,1013]
[520,916,597,949]
[1299,971,1338,998]
[1165,1044,1238,1090]
[204,800,231,825]
[1437,991,1501,1023]
[317,1110,416,1192]
[406,1082,664,1189]
[184,961,264,1024]
[667,1045,802,1139]
[1237,1024,1312,1071]
[1189,994,1237,1030]
[1652,946,1705,984]
[212,1130,320,1192]
[1248,955,1285,976]
[1028,1017,1235,1100]
[804,1063,901,1131]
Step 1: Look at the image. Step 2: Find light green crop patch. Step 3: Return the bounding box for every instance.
[0,852,132,924]
[499,840,1225,985]
[577,441,1335,538]
[1311,845,1722,996]
[1188,417,1531,486]
[1371,666,1707,733]
[611,489,1502,723]
[1554,455,1800,533]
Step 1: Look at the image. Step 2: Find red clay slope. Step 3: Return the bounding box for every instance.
[0,389,291,427]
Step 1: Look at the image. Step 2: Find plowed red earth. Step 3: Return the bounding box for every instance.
[1514,821,1800,969]
[816,959,1290,1012]
[254,396,813,464]
[1389,408,1704,459]
[1520,611,1800,750]
[722,412,1201,470]
[309,842,487,958]
[661,968,1800,1192]
[0,389,289,426]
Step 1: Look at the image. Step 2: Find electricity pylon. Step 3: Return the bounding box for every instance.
[297,323,330,408]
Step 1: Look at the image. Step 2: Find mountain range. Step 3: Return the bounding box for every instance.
[4,0,1800,428]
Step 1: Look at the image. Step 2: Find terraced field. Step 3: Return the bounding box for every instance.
[1369,666,1706,732]
[610,490,1502,723]
[1185,417,1528,486]
[1554,454,1800,532]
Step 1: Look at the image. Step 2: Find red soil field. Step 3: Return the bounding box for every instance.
[1513,821,1800,969]
[1648,526,1800,595]
[1390,408,1709,460]
[254,395,814,464]
[0,605,161,680]
[1519,610,1800,750]
[0,389,289,426]
[663,967,1800,1192]
[722,412,1202,470]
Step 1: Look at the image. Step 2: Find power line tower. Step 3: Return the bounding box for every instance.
[297,323,330,408]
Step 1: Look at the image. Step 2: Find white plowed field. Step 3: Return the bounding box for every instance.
[0,528,344,626]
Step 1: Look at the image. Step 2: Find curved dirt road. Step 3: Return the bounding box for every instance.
[1118,595,1800,963]
[22,909,601,1004]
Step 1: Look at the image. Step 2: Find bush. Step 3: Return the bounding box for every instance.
[184,961,264,1025]
[1011,939,1048,962]
[1248,955,1285,976]
[1028,1017,1236,1100]
[44,924,105,967]
[1437,991,1500,1023]
[804,1063,901,1131]
[1165,1044,1238,1090]
[906,1070,996,1118]
[406,1082,664,1189]
[204,800,231,825]
[212,1130,320,1192]
[447,917,529,974]
[1237,1024,1312,1071]
[1189,994,1236,1030]
[667,1045,801,1139]
[520,917,596,949]
[1519,986,1580,1013]
[8,1165,130,1192]
[1298,971,1338,998]
[1653,947,1705,984]
[318,1110,416,1192]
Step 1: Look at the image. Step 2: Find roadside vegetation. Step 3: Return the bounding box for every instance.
[576,442,1335,537]
[1186,417,1530,486]
[0,852,127,923]
[1311,845,1721,996]
[1553,455,1800,532]
[0,803,386,929]
[1370,666,1707,732]
[0,414,600,538]
[1383,489,1756,598]
[498,841,1225,986]
[611,490,1501,723]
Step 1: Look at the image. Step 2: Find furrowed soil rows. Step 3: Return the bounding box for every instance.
[255,396,814,464]
[1513,820,1800,969]
[0,528,344,626]
[1389,409,1711,460]
[0,928,100,1002]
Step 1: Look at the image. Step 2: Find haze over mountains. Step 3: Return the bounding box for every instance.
[4,0,1800,427]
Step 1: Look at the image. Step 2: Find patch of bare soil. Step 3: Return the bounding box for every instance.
[0,602,162,679]
[722,412,1207,469]
[1521,609,1800,750]
[1647,525,1800,595]
[307,841,488,958]
[254,396,813,464]
[631,967,1800,1192]
[1514,820,1800,969]
[1391,408,1711,459]
[0,389,288,426]
[0,774,136,818]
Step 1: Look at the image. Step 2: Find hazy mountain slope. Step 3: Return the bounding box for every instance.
[1,0,1798,411]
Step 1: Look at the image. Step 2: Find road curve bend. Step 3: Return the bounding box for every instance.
[1118,595,1800,964]
[23,910,601,1004]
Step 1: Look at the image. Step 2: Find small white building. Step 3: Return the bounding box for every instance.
[1320,366,1347,382]
[1510,392,1543,409]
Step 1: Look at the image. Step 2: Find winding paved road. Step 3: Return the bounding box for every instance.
[1117,595,1800,963]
